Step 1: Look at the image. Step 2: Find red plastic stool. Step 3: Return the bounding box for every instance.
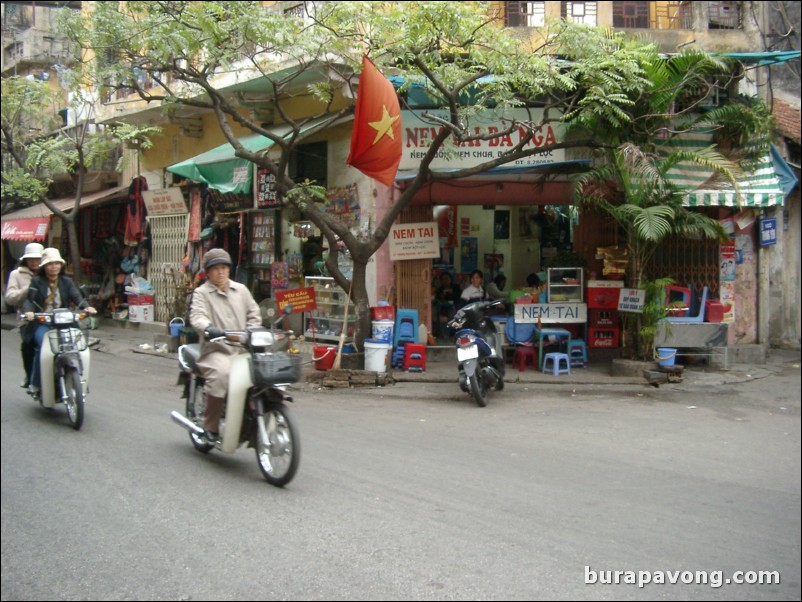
[403,343,426,372]
[512,345,538,372]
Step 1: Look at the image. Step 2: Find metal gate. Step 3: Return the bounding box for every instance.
[147,214,189,322]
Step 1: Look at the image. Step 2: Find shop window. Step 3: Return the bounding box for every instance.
[612,2,649,28]
[290,141,327,188]
[708,1,741,30]
[504,1,546,27]
[561,1,597,26]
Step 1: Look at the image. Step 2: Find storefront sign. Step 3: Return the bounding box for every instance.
[514,303,587,324]
[618,289,645,313]
[1,217,49,241]
[400,108,565,171]
[142,187,187,215]
[759,217,777,247]
[275,287,316,313]
[389,222,440,260]
[255,167,281,209]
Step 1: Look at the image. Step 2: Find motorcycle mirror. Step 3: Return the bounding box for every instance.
[283,304,293,315]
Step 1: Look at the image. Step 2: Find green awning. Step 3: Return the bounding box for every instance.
[166,117,333,194]
[659,131,787,208]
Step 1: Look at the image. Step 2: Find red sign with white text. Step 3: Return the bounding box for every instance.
[274,287,317,313]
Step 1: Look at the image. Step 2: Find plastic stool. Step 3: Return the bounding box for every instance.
[403,343,426,372]
[567,339,588,367]
[542,352,571,375]
[391,343,407,369]
[394,309,419,347]
[512,345,538,372]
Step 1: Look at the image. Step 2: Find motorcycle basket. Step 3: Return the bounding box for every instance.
[47,328,87,354]
[250,352,301,386]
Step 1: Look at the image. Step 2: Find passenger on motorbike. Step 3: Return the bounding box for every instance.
[5,243,44,388]
[189,248,261,442]
[21,248,97,398]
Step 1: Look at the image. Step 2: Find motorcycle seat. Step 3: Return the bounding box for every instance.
[179,343,201,373]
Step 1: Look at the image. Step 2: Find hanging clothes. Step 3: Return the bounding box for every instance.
[124,176,149,245]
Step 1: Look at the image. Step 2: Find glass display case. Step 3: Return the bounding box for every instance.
[303,276,355,342]
[547,267,584,303]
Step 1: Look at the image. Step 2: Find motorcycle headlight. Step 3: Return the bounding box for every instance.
[53,310,75,325]
[249,330,275,347]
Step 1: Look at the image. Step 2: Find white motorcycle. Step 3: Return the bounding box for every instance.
[27,308,91,430]
[170,307,301,487]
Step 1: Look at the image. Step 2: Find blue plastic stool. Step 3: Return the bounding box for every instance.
[542,352,571,375]
[567,339,588,367]
[394,308,419,348]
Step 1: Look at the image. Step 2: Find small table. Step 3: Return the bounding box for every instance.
[533,327,571,370]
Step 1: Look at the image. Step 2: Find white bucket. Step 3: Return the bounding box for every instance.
[364,340,391,373]
[371,319,394,344]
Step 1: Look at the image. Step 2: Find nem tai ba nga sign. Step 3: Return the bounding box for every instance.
[389,221,440,261]
[400,108,565,171]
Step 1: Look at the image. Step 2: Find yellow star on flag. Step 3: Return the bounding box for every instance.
[368,105,399,145]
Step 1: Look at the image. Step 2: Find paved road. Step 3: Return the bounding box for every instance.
[1,327,800,600]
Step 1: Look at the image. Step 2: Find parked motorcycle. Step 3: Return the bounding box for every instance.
[446,298,507,407]
[170,307,301,487]
[26,308,91,429]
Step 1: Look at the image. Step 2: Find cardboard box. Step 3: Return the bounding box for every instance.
[129,304,154,322]
[128,294,154,306]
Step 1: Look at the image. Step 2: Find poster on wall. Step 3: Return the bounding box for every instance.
[271,261,289,290]
[461,237,478,272]
[255,167,280,209]
[494,210,510,240]
[720,241,736,282]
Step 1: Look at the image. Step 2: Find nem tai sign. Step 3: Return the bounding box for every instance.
[389,221,440,261]
[514,303,587,324]
[400,108,565,171]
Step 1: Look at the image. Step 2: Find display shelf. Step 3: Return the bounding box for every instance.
[547,267,584,303]
[304,276,355,343]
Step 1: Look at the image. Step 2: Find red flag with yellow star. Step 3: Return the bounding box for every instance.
[346,56,402,187]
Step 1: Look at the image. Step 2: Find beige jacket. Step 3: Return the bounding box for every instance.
[189,279,262,397]
[5,265,35,308]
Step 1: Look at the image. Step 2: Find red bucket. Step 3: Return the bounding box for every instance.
[313,345,337,371]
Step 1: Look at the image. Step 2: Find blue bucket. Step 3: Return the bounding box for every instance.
[169,317,185,337]
[657,348,677,368]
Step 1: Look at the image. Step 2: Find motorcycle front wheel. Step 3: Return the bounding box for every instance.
[255,402,300,487]
[63,368,85,430]
[468,374,488,407]
[186,383,213,453]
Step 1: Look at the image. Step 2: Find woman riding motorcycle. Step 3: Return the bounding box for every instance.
[21,248,97,399]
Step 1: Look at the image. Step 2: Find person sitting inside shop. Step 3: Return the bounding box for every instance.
[458,269,487,307]
[434,271,461,337]
[485,273,511,312]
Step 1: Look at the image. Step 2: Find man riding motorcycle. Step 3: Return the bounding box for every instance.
[189,248,261,442]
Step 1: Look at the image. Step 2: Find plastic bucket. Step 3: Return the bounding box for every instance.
[313,345,337,371]
[169,318,185,337]
[656,348,677,368]
[371,319,394,344]
[364,340,391,373]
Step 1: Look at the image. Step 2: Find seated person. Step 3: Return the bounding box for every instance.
[434,272,461,336]
[459,269,487,306]
[486,274,507,300]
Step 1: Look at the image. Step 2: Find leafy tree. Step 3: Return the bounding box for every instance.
[2,74,160,282]
[60,1,755,350]
[569,49,776,359]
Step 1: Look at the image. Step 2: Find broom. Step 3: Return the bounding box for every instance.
[331,280,353,370]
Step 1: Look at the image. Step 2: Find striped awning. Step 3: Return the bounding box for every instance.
[660,131,787,208]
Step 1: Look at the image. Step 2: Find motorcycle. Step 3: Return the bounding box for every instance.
[446,298,507,407]
[170,307,301,487]
[26,308,91,429]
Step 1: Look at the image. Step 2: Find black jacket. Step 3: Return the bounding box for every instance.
[21,274,88,343]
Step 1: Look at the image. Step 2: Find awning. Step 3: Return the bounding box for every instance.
[166,116,339,194]
[1,217,50,241]
[660,133,788,208]
[1,185,128,240]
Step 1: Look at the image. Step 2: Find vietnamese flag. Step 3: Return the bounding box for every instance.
[346,56,402,187]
